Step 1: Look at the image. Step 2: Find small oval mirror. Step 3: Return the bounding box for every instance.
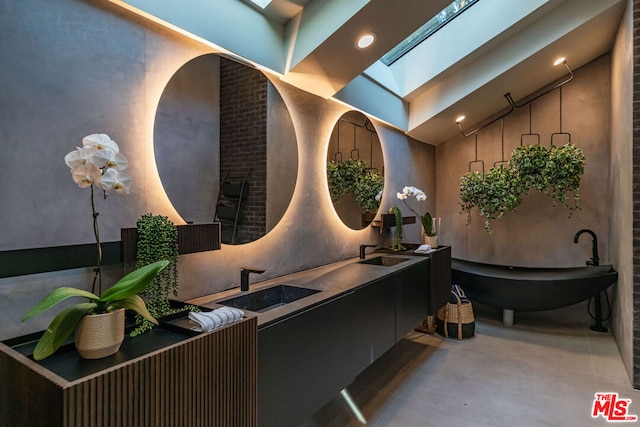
[326,111,384,230]
[154,54,298,244]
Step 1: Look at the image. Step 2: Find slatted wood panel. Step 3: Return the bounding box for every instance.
[121,223,221,266]
[1,317,257,427]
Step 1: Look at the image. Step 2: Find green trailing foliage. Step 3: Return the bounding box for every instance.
[22,260,168,360]
[460,143,585,233]
[387,206,405,251]
[130,214,183,337]
[327,158,384,213]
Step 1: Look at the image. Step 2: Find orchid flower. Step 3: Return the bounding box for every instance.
[64,145,98,169]
[71,163,102,188]
[397,185,436,236]
[100,168,132,195]
[65,133,133,295]
[93,148,129,171]
[82,133,120,153]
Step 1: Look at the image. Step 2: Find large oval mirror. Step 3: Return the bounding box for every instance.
[154,54,298,244]
[326,111,384,230]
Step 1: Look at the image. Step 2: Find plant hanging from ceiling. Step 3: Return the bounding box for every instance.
[460,142,585,233]
[327,157,384,213]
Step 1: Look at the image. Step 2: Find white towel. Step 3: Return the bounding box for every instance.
[188,307,245,332]
[414,244,433,254]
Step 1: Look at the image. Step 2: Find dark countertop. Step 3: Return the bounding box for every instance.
[187,252,430,329]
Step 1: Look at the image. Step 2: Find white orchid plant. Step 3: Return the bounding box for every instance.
[64,134,133,294]
[21,133,167,360]
[397,186,437,237]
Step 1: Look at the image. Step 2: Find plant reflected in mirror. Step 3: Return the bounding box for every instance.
[326,111,385,230]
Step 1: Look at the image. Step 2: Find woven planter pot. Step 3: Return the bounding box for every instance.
[75,308,125,359]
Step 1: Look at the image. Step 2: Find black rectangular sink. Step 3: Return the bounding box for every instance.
[218,284,321,313]
[359,256,409,267]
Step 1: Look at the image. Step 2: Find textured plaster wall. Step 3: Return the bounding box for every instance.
[0,0,435,339]
[436,55,612,268]
[609,0,633,384]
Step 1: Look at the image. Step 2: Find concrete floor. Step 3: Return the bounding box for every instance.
[301,316,637,426]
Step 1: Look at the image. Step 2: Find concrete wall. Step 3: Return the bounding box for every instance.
[610,0,633,385]
[436,54,612,268]
[0,0,435,339]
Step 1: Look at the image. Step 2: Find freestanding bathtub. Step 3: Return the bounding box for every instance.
[451,258,618,311]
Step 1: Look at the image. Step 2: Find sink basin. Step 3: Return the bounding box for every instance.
[217,284,321,313]
[359,256,409,267]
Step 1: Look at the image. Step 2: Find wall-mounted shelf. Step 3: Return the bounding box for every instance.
[121,222,221,266]
[366,213,416,228]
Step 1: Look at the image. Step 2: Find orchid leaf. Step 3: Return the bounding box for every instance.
[111,295,158,325]
[32,302,97,361]
[100,260,169,302]
[22,287,99,322]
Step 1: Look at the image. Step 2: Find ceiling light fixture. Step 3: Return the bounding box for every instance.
[356,33,376,49]
[455,115,466,123]
[553,56,566,66]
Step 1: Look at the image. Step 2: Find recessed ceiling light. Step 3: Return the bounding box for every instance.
[356,33,376,49]
[456,115,466,123]
[249,0,272,8]
[553,57,566,66]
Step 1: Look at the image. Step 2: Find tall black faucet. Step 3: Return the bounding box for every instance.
[359,244,377,259]
[240,267,265,291]
[573,229,599,266]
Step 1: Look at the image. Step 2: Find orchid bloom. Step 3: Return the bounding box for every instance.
[100,168,132,195]
[82,133,120,153]
[100,169,133,194]
[93,148,128,171]
[64,145,98,169]
[71,163,102,188]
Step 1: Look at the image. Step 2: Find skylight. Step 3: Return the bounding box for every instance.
[380,0,479,66]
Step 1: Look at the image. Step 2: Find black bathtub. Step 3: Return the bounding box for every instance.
[451,258,618,311]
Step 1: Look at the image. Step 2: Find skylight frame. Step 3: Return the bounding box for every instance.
[380,0,479,66]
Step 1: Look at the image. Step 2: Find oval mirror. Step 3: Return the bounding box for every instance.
[326,111,384,230]
[154,54,298,244]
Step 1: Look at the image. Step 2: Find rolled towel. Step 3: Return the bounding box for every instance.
[188,307,245,332]
[414,244,432,254]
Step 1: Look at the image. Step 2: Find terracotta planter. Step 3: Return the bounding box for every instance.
[75,308,125,359]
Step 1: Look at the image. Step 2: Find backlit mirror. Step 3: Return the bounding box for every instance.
[154,54,298,244]
[326,111,384,230]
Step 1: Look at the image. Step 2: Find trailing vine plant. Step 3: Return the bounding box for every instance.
[130,213,188,336]
[460,142,585,233]
[327,158,384,213]
[387,206,405,251]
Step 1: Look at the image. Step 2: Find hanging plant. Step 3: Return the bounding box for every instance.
[327,157,384,213]
[131,213,181,336]
[354,170,384,213]
[459,142,585,233]
[509,143,549,191]
[327,158,367,202]
[460,165,524,232]
[542,143,585,213]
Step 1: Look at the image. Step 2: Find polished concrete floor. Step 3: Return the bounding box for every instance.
[301,314,637,426]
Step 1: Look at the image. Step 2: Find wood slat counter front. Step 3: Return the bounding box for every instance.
[0,315,257,427]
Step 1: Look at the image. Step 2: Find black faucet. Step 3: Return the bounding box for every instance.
[240,267,265,291]
[359,244,377,259]
[573,229,599,266]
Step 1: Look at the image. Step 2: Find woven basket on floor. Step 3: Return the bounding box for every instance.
[436,286,475,340]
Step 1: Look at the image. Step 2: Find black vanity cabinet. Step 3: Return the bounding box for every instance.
[258,258,429,427]
[396,259,430,338]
